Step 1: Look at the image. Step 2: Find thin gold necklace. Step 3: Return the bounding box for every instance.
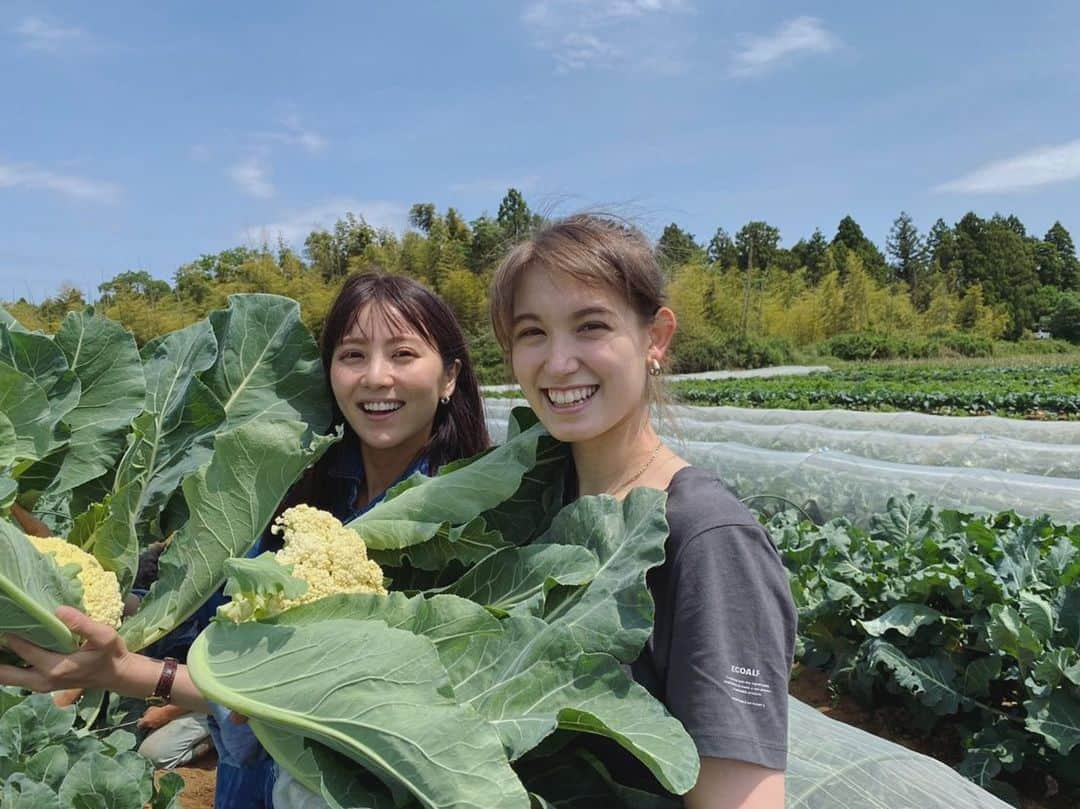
[606,439,664,496]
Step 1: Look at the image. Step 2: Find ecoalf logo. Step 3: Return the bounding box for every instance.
[731,664,760,677]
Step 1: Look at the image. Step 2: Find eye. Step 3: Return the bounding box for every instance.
[514,327,544,341]
[578,321,609,334]
[338,349,364,361]
[393,349,418,360]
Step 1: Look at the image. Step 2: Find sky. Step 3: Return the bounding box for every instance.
[2,1,1080,301]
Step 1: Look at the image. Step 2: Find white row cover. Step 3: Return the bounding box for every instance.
[672,418,1080,478]
[483,400,1080,524]
[480,365,830,393]
[667,404,1080,445]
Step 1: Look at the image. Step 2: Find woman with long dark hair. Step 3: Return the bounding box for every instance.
[0,270,490,808]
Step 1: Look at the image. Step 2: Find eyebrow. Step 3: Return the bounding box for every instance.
[511,305,615,326]
[338,333,422,346]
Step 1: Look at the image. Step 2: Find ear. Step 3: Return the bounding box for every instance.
[442,358,462,399]
[647,306,677,363]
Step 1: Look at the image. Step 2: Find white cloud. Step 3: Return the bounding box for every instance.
[13,17,85,51]
[0,161,119,202]
[258,116,329,154]
[731,16,838,77]
[228,158,275,199]
[522,0,689,74]
[935,139,1080,194]
[242,199,411,246]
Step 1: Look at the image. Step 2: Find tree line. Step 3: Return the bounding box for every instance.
[5,190,1080,380]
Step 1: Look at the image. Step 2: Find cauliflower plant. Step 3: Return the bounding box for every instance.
[29,536,124,629]
[219,505,386,623]
[272,505,387,607]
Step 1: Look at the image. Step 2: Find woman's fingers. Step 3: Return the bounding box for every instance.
[55,606,113,645]
[0,661,52,692]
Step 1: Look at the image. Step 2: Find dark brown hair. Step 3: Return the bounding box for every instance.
[283,271,489,517]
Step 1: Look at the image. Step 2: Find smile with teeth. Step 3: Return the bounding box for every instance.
[544,386,598,406]
[361,400,404,413]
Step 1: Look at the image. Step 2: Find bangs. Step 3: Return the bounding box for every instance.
[342,299,435,349]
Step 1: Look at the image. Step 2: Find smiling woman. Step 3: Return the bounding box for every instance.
[0,270,492,809]
[490,215,797,809]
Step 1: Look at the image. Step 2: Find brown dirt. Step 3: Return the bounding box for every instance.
[168,750,216,809]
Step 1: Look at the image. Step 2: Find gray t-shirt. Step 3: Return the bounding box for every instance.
[631,466,797,771]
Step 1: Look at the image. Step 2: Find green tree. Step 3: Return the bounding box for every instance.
[496,188,532,242]
[467,215,505,273]
[97,270,171,306]
[832,215,888,281]
[408,203,437,234]
[445,208,471,244]
[792,228,833,285]
[735,221,780,271]
[658,223,702,269]
[885,211,927,298]
[1039,222,1080,290]
[706,227,738,267]
[1049,292,1080,342]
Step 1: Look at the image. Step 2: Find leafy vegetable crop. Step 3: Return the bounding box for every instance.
[0,687,184,809]
[771,495,1080,803]
[672,364,1080,419]
[0,296,335,654]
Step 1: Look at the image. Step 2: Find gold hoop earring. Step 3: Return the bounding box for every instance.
[648,358,662,377]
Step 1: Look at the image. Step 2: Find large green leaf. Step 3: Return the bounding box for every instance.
[106,319,223,538]
[1024,693,1080,755]
[49,309,146,495]
[866,641,963,714]
[118,420,335,650]
[189,618,530,809]
[57,750,155,809]
[202,294,330,429]
[444,545,599,617]
[0,365,54,463]
[858,604,945,638]
[0,324,80,435]
[0,520,83,653]
[537,489,669,662]
[356,422,550,558]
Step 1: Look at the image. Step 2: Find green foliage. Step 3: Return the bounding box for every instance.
[0,297,335,652]
[768,497,1080,798]
[1050,292,1080,343]
[673,363,1080,418]
[187,413,699,807]
[668,332,795,373]
[821,331,993,361]
[0,688,183,808]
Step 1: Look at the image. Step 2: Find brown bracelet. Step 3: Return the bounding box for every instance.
[148,657,179,706]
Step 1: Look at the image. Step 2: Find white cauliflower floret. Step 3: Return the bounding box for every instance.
[271,504,386,609]
[29,536,123,629]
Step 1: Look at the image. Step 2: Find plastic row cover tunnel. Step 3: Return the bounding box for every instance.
[667,404,1080,445]
[483,401,1080,524]
[670,418,1080,478]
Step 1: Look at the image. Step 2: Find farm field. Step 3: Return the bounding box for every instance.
[670,360,1080,419]
[2,301,1076,809]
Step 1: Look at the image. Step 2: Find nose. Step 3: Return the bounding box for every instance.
[545,334,580,376]
[362,355,394,388]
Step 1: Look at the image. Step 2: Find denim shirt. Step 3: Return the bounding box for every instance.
[207,446,430,806]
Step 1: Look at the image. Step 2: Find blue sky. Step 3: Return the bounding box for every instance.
[3,1,1079,301]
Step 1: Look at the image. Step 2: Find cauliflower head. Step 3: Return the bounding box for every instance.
[271,504,387,609]
[29,536,124,629]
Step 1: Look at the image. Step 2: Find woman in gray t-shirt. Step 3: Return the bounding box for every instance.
[490,213,797,808]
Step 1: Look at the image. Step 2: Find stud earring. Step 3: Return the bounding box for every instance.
[440,395,451,405]
[648,358,662,377]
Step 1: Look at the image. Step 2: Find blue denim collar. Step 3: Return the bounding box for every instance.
[330,438,430,524]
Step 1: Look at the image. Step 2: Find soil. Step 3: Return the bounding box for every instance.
[165,666,1074,809]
